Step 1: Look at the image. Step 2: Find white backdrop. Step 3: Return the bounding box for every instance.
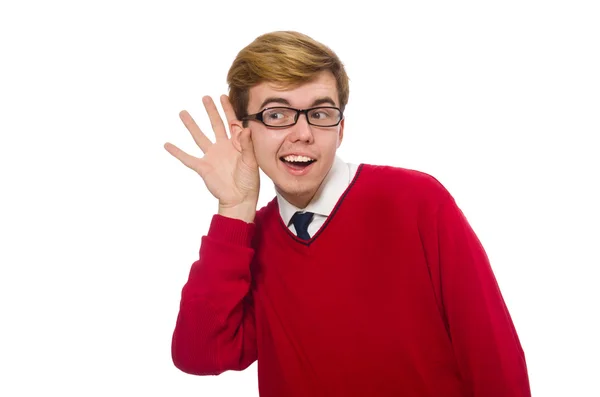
[1,0,599,396]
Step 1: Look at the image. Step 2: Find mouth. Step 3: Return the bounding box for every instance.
[280,155,317,175]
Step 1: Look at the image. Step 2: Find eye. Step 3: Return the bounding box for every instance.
[261,108,296,126]
[263,108,294,120]
[310,109,332,120]
[266,112,285,120]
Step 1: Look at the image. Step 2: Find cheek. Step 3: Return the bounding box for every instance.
[250,131,282,163]
[316,133,341,152]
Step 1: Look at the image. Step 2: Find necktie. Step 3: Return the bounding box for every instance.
[291,211,314,240]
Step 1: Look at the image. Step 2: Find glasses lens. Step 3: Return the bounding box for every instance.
[262,108,297,127]
[307,107,342,126]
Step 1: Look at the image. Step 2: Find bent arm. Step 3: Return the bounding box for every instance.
[171,215,257,375]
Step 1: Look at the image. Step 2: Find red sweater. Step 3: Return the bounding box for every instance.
[171,164,531,397]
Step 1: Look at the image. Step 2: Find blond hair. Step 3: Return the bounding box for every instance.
[226,31,350,122]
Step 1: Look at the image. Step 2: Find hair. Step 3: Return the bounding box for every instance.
[226,31,350,124]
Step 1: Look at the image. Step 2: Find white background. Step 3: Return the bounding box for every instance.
[1,0,599,396]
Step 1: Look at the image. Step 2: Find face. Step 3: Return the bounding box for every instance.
[243,71,344,209]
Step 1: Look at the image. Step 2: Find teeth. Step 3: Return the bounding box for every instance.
[283,155,314,162]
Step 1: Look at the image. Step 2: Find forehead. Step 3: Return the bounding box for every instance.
[248,71,338,111]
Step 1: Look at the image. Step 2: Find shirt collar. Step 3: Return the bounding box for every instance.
[277,156,352,226]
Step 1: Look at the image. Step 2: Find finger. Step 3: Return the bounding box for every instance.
[202,96,228,142]
[220,95,241,126]
[164,142,201,171]
[179,110,212,154]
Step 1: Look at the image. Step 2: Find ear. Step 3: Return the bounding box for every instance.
[336,118,345,148]
[230,121,244,152]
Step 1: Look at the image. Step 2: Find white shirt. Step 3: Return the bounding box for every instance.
[276,156,359,237]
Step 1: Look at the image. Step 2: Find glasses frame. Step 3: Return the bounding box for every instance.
[242,106,344,128]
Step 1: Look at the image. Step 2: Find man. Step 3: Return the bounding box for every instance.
[164,31,531,397]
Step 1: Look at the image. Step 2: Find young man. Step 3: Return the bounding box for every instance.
[164,31,531,397]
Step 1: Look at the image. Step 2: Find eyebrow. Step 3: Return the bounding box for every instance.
[259,96,337,109]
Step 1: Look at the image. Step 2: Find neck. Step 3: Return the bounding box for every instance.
[277,187,316,210]
[282,193,312,210]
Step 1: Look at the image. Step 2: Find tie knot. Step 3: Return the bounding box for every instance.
[291,211,314,240]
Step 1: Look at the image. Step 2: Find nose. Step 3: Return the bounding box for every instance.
[288,113,314,143]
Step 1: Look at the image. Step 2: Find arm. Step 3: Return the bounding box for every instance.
[165,95,260,375]
[171,214,257,375]
[436,197,531,396]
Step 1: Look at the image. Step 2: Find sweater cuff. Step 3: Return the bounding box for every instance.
[207,214,255,247]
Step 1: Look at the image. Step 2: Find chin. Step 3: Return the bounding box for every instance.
[273,178,320,207]
[276,179,315,197]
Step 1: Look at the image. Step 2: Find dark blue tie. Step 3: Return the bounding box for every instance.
[291,211,314,240]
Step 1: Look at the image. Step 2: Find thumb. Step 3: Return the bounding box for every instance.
[239,127,256,162]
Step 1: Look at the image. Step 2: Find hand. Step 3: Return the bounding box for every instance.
[164,95,260,215]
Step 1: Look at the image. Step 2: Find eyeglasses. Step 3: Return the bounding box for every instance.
[242,106,343,128]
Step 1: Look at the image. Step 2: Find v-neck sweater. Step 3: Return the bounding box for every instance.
[171,163,531,397]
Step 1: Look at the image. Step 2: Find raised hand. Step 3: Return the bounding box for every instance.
[164,95,260,222]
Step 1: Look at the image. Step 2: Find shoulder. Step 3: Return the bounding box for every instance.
[357,163,453,207]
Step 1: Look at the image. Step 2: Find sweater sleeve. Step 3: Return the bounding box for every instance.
[171,214,258,375]
[436,197,531,396]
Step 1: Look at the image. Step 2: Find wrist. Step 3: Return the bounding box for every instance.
[218,201,257,223]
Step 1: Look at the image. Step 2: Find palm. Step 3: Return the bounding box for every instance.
[196,136,258,206]
[164,95,259,208]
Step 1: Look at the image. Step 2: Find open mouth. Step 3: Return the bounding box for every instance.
[280,155,317,171]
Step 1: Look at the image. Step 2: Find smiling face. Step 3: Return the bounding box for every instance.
[246,71,344,208]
